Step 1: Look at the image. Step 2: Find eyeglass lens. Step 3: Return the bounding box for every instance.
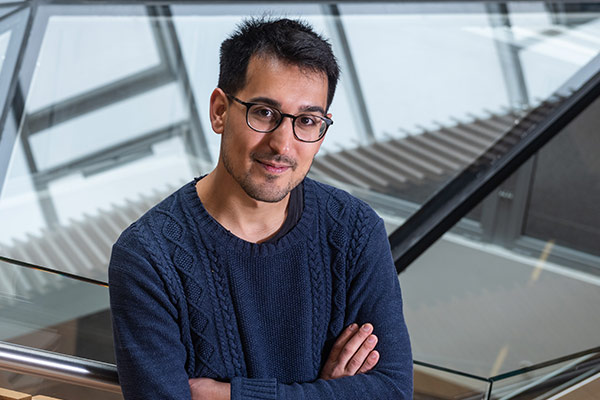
[247,104,326,142]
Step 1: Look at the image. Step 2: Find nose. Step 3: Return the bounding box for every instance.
[267,116,295,154]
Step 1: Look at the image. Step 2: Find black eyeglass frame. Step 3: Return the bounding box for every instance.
[226,94,333,143]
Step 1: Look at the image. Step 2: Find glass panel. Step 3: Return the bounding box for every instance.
[340,3,510,135]
[523,95,600,258]
[403,72,600,380]
[0,5,29,131]
[0,2,599,290]
[0,30,11,73]
[0,5,18,18]
[28,82,188,171]
[317,2,600,230]
[509,2,600,99]
[0,135,194,281]
[413,363,489,399]
[25,12,161,112]
[403,227,600,377]
[489,352,600,399]
[0,258,113,364]
[0,370,123,400]
[171,3,365,161]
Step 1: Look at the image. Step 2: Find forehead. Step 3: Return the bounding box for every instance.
[240,55,328,109]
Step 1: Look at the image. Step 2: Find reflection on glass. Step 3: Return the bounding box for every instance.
[0,136,193,281]
[0,3,597,396]
[26,13,160,112]
[340,3,510,135]
[310,3,600,233]
[0,30,11,74]
[489,352,600,398]
[413,363,489,399]
[402,74,600,383]
[0,369,123,400]
[403,226,600,377]
[524,96,600,258]
[0,3,598,353]
[0,259,113,365]
[28,82,188,171]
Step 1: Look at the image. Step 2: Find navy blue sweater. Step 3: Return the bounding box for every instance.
[109,177,412,399]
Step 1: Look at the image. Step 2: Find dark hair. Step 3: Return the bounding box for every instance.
[218,18,340,110]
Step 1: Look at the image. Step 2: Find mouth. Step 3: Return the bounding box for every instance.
[257,159,292,174]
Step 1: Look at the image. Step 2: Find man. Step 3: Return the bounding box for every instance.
[109,18,412,399]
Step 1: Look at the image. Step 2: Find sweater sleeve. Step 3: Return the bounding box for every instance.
[231,216,413,399]
[109,241,192,400]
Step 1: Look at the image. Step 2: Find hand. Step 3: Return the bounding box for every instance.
[189,378,230,400]
[320,323,380,380]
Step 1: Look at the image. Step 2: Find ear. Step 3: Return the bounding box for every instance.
[209,88,229,134]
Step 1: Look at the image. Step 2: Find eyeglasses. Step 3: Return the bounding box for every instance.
[226,94,333,143]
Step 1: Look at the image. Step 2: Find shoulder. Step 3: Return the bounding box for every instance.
[305,178,384,262]
[109,182,197,304]
[115,181,193,244]
[111,180,196,269]
[305,177,381,230]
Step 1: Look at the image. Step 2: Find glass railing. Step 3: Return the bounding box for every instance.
[403,59,600,396]
[415,350,600,398]
[1,256,599,399]
[0,258,112,363]
[0,257,121,398]
[0,1,599,398]
[2,2,600,280]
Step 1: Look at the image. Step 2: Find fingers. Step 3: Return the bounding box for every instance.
[320,322,381,380]
[342,329,378,375]
[337,323,374,368]
[327,323,359,362]
[357,350,379,374]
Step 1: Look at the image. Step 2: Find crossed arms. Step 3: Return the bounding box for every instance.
[109,218,412,399]
[189,322,381,399]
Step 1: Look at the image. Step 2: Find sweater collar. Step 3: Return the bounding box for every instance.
[182,176,317,255]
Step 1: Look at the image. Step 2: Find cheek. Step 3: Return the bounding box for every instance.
[297,146,320,169]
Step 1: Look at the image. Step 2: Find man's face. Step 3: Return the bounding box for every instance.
[215,55,329,203]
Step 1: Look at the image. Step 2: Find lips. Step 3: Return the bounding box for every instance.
[252,153,297,174]
[257,160,291,174]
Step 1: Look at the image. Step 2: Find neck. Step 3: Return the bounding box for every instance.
[195,167,290,243]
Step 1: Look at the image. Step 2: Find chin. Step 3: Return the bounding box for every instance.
[241,178,295,203]
[247,191,288,203]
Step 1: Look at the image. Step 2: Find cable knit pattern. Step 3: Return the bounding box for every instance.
[136,219,197,376]
[208,242,244,376]
[307,237,324,374]
[325,188,350,339]
[109,177,413,400]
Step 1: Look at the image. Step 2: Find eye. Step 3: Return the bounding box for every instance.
[250,105,277,120]
[297,115,319,127]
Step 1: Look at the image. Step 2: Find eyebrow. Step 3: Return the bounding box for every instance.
[248,96,326,116]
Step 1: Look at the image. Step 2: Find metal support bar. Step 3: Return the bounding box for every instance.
[147,5,212,166]
[0,2,49,216]
[0,5,30,128]
[485,2,529,110]
[0,4,32,196]
[33,121,189,186]
[497,354,597,400]
[323,4,375,144]
[0,341,120,393]
[24,64,174,135]
[0,254,108,286]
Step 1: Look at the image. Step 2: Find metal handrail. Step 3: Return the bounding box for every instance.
[389,53,600,273]
[0,341,121,393]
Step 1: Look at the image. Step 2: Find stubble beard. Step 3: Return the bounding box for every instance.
[222,144,307,203]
